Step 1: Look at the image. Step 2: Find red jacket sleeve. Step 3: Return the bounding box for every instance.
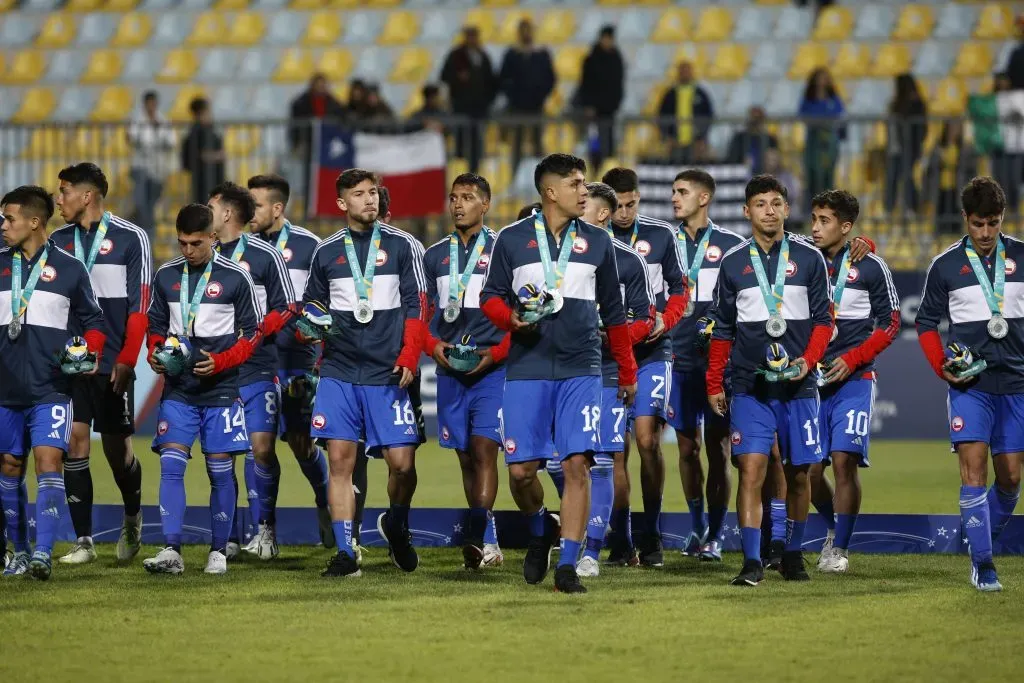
[147,333,165,360]
[842,311,900,371]
[917,328,946,378]
[422,331,441,357]
[481,297,513,332]
[490,333,511,364]
[397,318,426,371]
[83,329,106,360]
[260,308,291,337]
[606,323,637,386]
[660,291,690,332]
[706,338,732,396]
[800,324,833,369]
[116,311,149,367]
[211,337,255,373]
[627,316,654,345]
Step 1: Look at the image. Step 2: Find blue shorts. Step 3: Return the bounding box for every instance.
[819,378,875,466]
[730,393,824,466]
[152,400,249,455]
[948,388,1024,455]
[632,360,671,420]
[597,386,627,454]
[310,378,419,451]
[0,402,73,456]
[666,368,730,433]
[239,380,280,436]
[501,376,601,464]
[437,368,504,451]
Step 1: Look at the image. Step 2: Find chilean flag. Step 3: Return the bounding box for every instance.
[310,122,447,219]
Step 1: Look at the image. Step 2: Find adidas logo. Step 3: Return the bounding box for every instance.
[960,264,972,275]
[67,495,81,503]
[589,515,604,526]
[404,426,416,435]
[247,489,258,499]
[966,515,983,529]
[852,437,863,446]
[612,435,623,443]
[742,265,754,275]
[526,239,538,248]
[4,509,15,518]
[233,433,248,442]
[213,512,230,522]
[48,430,61,439]
[42,506,60,519]
[160,505,169,517]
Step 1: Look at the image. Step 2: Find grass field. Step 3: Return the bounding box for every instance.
[4,438,1015,683]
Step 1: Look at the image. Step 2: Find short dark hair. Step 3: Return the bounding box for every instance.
[247,174,290,207]
[811,189,859,226]
[674,169,716,197]
[209,181,256,225]
[422,84,440,100]
[143,90,158,104]
[58,162,108,198]
[336,168,378,196]
[378,185,391,218]
[599,25,615,38]
[189,96,209,117]
[744,174,789,203]
[534,153,586,194]
[176,203,214,235]
[517,202,542,221]
[1,185,54,223]
[961,176,1006,218]
[601,167,639,194]
[451,173,491,201]
[585,182,618,212]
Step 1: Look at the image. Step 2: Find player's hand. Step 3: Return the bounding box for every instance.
[510,310,535,333]
[849,236,872,263]
[708,392,728,417]
[823,357,852,384]
[788,358,810,382]
[393,365,414,388]
[941,360,975,386]
[110,362,133,394]
[467,348,496,376]
[148,351,166,375]
[295,329,319,345]
[598,329,608,346]
[618,382,637,407]
[645,312,666,342]
[193,349,216,376]
[431,341,454,371]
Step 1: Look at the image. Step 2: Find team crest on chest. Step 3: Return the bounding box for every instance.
[98,239,114,256]
[785,260,798,277]
[375,250,388,267]
[634,240,651,257]
[40,265,57,282]
[477,253,490,269]
[572,237,588,254]
[281,248,293,263]
[705,245,722,263]
[1006,258,1017,276]
[205,281,223,298]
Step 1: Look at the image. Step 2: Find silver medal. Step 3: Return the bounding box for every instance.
[7,319,21,341]
[549,289,564,313]
[443,302,461,323]
[766,313,787,338]
[987,314,1008,340]
[354,300,374,324]
[683,298,695,318]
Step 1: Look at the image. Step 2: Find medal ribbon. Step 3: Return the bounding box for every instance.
[677,222,713,306]
[964,236,1005,317]
[11,246,49,323]
[343,222,381,307]
[74,212,110,273]
[274,220,291,253]
[228,233,249,263]
[749,236,790,316]
[448,229,487,307]
[180,259,214,336]
[533,214,576,291]
[830,243,852,307]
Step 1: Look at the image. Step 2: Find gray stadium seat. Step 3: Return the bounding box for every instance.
[997,40,1016,73]
[152,13,196,46]
[352,46,396,81]
[420,11,462,44]
[122,48,163,82]
[45,50,87,84]
[913,40,956,78]
[211,86,250,121]
[236,47,281,82]
[252,0,289,9]
[77,13,117,46]
[342,11,386,45]
[621,80,656,117]
[23,0,59,12]
[632,44,672,82]
[249,84,303,120]
[934,3,978,39]
[852,5,896,40]
[1,161,34,192]
[180,0,214,9]
[52,87,100,123]
[0,92,23,124]
[0,15,42,47]
[378,83,412,115]
[574,11,615,44]
[748,42,791,80]
[734,6,777,42]
[617,10,655,43]
[848,78,892,116]
[723,80,763,119]
[265,12,306,45]
[139,0,177,11]
[197,48,241,84]
[764,79,803,117]
[704,81,732,118]
[774,6,814,41]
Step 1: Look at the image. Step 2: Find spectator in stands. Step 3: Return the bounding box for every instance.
[346,79,370,120]
[180,96,224,204]
[1005,15,1024,90]
[798,67,845,212]
[725,106,778,174]
[576,25,625,172]
[410,84,447,134]
[657,61,714,164]
[990,73,1023,213]
[363,84,396,123]
[499,18,555,176]
[765,147,804,233]
[885,73,927,215]
[127,90,174,235]
[288,73,345,155]
[441,26,498,173]
[925,119,978,234]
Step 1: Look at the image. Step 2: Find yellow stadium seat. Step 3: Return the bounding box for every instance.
[365,0,401,6]
[0,0,15,10]
[755,0,790,5]
[36,15,76,48]
[273,48,315,82]
[4,50,46,85]
[596,0,632,6]
[482,0,516,6]
[227,12,265,45]
[892,5,934,41]
[975,3,1012,40]
[22,128,68,158]
[0,54,4,76]
[111,13,151,47]
[831,42,870,79]
[541,122,578,157]
[622,123,659,157]
[870,43,911,78]
[707,44,749,81]
[291,0,323,8]
[90,86,133,122]
[496,10,532,44]
[187,12,227,46]
[317,48,353,82]
[812,6,853,41]
[66,0,103,11]
[81,49,123,84]
[214,0,248,9]
[326,0,358,7]
[952,42,993,78]
[303,11,341,45]
[651,8,691,43]
[402,87,424,116]
[462,9,497,42]
[157,49,199,83]
[694,7,733,41]
[536,10,575,44]
[553,45,587,82]
[168,86,207,122]
[104,0,139,11]
[224,125,262,157]
[11,88,56,123]
[668,45,708,79]
[789,43,829,80]
[543,87,564,116]
[378,10,419,45]
[390,47,433,83]
[931,78,967,116]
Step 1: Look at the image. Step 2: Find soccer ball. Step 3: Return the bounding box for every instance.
[162,335,193,360]
[765,343,790,372]
[63,337,90,362]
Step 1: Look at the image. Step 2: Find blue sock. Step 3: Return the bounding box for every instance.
[960,485,993,564]
[527,507,547,538]
[298,448,329,508]
[244,451,260,528]
[770,498,787,542]
[333,520,354,557]
[468,506,488,542]
[612,506,633,547]
[0,475,27,553]
[558,537,582,568]
[584,457,614,560]
[484,510,498,545]
[987,484,1020,543]
[254,460,280,525]
[389,504,410,529]
[643,493,663,536]
[741,527,761,563]
[159,448,189,548]
[546,460,565,498]
[35,472,67,556]
[206,457,236,552]
[815,496,836,530]
[687,496,706,537]
[835,513,856,550]
[707,505,728,543]
[18,476,28,552]
[786,519,806,551]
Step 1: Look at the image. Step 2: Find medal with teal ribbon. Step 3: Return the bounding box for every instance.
[344,222,381,324]
[73,211,110,272]
[274,220,291,253]
[227,233,249,263]
[678,223,713,318]
[828,244,852,342]
[749,236,790,338]
[533,213,576,315]
[8,246,49,341]
[180,259,214,337]
[444,229,487,323]
[965,236,1008,339]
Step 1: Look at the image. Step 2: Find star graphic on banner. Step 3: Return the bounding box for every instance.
[962,537,969,545]
[928,540,936,548]
[733,527,741,536]
[937,527,947,538]
[443,536,451,544]
[329,137,348,159]
[28,518,35,528]
[453,523,462,533]
[722,524,731,534]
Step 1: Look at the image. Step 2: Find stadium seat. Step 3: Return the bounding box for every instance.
[420,11,462,43]
[106,0,140,9]
[65,0,103,11]
[773,5,814,41]
[224,125,262,157]
[365,0,401,7]
[707,44,749,81]
[748,42,791,80]
[913,40,956,78]
[870,43,912,78]
[290,0,322,8]
[4,50,46,85]
[342,11,386,44]
[553,45,587,82]
[482,0,517,6]
[650,8,691,43]
[111,12,152,47]
[495,10,532,44]
[378,11,420,45]
[0,15,42,49]
[669,45,707,79]
[273,48,315,82]
[51,87,99,122]
[536,10,575,44]
[952,42,993,78]
[848,78,890,116]
[930,77,967,116]
[36,15,77,48]
[11,87,56,123]
[693,7,733,42]
[734,6,776,42]
[81,48,123,84]
[188,12,228,46]
[326,0,360,7]
[353,46,396,81]
[933,3,977,40]
[264,11,306,43]
[168,85,207,121]
[237,47,281,81]
[617,11,655,43]
[852,4,895,40]
[214,0,249,9]
[317,48,354,82]
[789,42,829,80]
[226,11,265,45]
[462,9,497,42]
[78,14,117,45]
[390,46,433,83]
[974,4,1012,40]
[21,127,68,159]
[831,42,870,79]
[157,49,200,83]
[892,5,934,41]
[0,0,15,9]
[197,48,241,83]
[121,47,161,81]
[812,5,853,41]
[211,85,251,119]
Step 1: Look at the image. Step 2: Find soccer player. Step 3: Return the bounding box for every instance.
[806,190,899,573]
[666,169,744,562]
[480,153,638,593]
[916,177,1023,592]
[248,174,334,549]
[144,203,260,575]
[0,185,107,580]
[600,167,688,567]
[50,163,151,565]
[207,182,295,560]
[302,169,426,578]
[422,173,509,569]
[706,174,832,586]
